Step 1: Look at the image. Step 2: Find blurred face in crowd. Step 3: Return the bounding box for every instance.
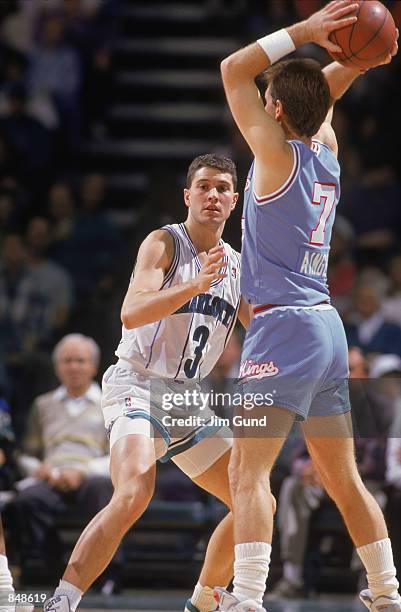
[43,16,65,47]
[81,174,106,212]
[26,217,51,257]
[49,183,75,221]
[353,285,381,319]
[2,234,26,272]
[55,338,97,397]
[348,347,368,379]
[0,194,13,226]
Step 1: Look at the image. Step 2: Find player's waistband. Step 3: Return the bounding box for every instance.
[253,301,332,317]
[115,357,190,383]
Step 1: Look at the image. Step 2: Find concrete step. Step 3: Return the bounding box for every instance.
[116,37,237,58]
[116,69,221,91]
[85,138,221,161]
[109,103,224,124]
[123,3,207,22]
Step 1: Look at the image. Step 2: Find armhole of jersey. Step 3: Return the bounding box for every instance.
[161,227,180,288]
[312,138,339,168]
[253,141,300,205]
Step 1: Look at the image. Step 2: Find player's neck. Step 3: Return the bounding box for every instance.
[284,124,311,147]
[184,219,223,253]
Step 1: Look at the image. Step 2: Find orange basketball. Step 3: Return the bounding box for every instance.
[329,0,397,70]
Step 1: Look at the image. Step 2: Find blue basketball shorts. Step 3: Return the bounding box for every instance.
[239,305,351,420]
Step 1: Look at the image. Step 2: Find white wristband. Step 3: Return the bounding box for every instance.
[257,28,296,64]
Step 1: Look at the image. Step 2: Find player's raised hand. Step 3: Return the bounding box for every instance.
[305,1,359,54]
[193,245,227,294]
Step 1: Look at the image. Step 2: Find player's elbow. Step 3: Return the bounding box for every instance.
[220,55,238,81]
[120,306,139,330]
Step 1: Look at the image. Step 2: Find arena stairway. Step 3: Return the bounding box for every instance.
[81,0,241,211]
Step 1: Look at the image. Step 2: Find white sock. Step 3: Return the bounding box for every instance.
[54,580,83,612]
[357,538,399,600]
[0,554,14,591]
[190,582,216,612]
[283,561,302,587]
[233,542,271,606]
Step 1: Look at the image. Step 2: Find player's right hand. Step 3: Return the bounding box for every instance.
[305,1,359,54]
[192,245,227,294]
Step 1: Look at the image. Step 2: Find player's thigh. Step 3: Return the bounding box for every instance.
[302,412,361,493]
[191,448,232,507]
[173,431,232,505]
[230,404,295,482]
[110,424,157,493]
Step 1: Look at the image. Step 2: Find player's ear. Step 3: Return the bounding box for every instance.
[231,192,239,211]
[183,188,190,208]
[275,99,284,121]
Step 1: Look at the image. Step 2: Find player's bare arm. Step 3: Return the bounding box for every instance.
[314,62,362,156]
[121,231,226,329]
[237,298,253,330]
[220,1,358,196]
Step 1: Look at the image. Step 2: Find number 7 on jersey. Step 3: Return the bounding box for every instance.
[310,182,336,246]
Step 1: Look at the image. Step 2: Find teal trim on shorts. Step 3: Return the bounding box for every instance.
[159,424,222,463]
[123,409,171,446]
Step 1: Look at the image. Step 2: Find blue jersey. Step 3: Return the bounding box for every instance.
[241,139,340,306]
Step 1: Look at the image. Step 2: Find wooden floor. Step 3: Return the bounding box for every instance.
[27,590,367,611]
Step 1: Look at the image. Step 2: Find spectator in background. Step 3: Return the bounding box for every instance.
[0,83,54,194]
[383,254,401,329]
[0,50,58,132]
[345,281,401,358]
[28,14,82,151]
[0,395,18,492]
[0,190,23,246]
[47,181,77,269]
[327,215,356,317]
[10,334,121,587]
[69,173,120,299]
[341,160,401,268]
[24,216,72,349]
[0,233,28,362]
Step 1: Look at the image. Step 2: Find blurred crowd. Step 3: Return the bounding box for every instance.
[0,0,401,595]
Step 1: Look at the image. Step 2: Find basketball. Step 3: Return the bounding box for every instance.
[329,0,397,70]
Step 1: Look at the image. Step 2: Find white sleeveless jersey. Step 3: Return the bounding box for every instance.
[115,223,241,380]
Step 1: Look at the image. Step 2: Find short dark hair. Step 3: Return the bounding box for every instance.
[186,154,237,190]
[262,59,330,138]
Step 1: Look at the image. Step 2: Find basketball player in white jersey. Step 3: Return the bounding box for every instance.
[43,154,255,612]
[213,2,399,612]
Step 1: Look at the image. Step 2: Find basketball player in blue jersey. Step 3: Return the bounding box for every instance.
[213,2,400,612]
[43,154,258,612]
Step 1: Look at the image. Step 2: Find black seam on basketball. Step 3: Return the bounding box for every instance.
[336,45,389,63]
[350,4,388,57]
[348,0,363,49]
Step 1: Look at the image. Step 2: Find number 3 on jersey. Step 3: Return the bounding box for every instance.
[310,182,336,246]
[184,325,210,379]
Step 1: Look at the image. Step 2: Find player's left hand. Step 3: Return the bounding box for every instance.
[305,1,359,54]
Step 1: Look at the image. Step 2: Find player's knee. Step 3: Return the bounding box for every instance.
[324,474,365,508]
[113,469,155,524]
[228,462,269,499]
